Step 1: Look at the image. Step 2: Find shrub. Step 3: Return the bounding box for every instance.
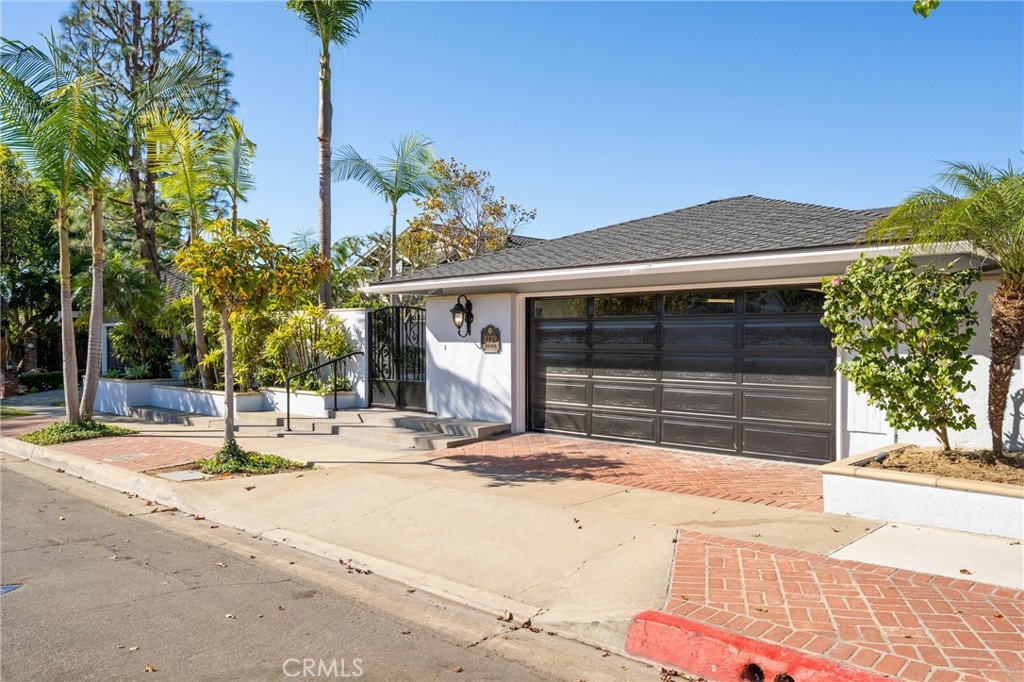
[195,439,309,475]
[822,250,980,451]
[20,370,63,392]
[262,306,354,388]
[19,420,137,445]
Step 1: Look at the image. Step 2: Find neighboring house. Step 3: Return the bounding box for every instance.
[365,195,1021,464]
[357,226,547,275]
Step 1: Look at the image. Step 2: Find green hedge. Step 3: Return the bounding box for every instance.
[20,371,64,392]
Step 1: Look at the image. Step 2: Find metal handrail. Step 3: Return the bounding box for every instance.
[284,351,364,431]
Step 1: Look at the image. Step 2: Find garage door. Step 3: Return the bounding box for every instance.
[527,288,835,464]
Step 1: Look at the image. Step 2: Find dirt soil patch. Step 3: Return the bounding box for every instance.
[864,445,1024,486]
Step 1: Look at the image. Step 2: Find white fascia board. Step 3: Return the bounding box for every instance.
[364,242,970,295]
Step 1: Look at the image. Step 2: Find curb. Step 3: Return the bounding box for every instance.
[626,611,891,682]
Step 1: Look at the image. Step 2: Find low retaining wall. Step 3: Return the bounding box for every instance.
[820,445,1024,539]
[150,384,265,417]
[262,387,357,418]
[94,378,182,416]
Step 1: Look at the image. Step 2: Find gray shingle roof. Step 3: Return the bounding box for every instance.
[370,195,891,286]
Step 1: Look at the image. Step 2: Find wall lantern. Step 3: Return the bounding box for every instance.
[450,295,474,337]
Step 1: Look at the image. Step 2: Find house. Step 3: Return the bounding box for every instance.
[355,226,547,276]
[364,195,1021,465]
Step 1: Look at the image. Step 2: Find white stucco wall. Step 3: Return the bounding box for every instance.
[328,308,370,408]
[425,293,515,424]
[839,278,1024,456]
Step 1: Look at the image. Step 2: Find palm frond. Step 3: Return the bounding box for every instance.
[332,144,388,196]
[144,109,214,228]
[286,0,372,49]
[211,114,256,203]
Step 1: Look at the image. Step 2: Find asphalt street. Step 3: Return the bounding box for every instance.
[0,458,650,682]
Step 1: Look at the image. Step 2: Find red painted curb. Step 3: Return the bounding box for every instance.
[626,611,892,682]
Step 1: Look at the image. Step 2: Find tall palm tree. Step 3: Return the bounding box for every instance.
[332,132,436,303]
[867,161,1024,453]
[1,36,115,423]
[145,110,218,388]
[287,0,372,307]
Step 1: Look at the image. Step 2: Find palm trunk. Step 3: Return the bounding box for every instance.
[317,47,333,308]
[221,309,234,445]
[988,281,1024,454]
[192,290,212,388]
[79,189,105,419]
[57,206,81,423]
[389,202,398,306]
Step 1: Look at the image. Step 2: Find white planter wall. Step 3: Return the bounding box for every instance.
[94,378,181,416]
[261,387,357,418]
[328,308,369,408]
[150,384,264,417]
[425,294,514,424]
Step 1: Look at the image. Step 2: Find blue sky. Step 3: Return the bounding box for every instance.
[3,1,1022,244]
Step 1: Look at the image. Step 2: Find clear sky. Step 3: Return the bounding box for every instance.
[2,1,1022,245]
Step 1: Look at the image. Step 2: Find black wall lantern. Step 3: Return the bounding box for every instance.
[450,295,474,337]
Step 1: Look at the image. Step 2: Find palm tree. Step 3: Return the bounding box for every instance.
[867,161,1024,453]
[287,0,372,307]
[145,110,218,388]
[332,132,436,303]
[212,114,255,233]
[1,36,115,423]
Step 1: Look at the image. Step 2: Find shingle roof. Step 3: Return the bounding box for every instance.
[506,234,547,248]
[369,195,891,286]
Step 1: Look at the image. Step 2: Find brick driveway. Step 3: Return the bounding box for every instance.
[441,433,824,512]
[665,530,1024,682]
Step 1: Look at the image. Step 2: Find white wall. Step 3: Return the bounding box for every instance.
[327,308,369,408]
[425,294,515,424]
[840,278,1024,456]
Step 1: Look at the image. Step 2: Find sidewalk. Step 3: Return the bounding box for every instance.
[1,409,1021,681]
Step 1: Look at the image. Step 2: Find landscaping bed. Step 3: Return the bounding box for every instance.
[864,445,1024,486]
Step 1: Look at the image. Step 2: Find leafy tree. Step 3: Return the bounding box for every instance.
[912,0,940,18]
[1,37,117,423]
[175,218,327,453]
[332,132,436,302]
[822,251,980,451]
[58,0,234,279]
[407,157,537,264]
[866,161,1024,453]
[287,0,372,307]
[0,146,58,373]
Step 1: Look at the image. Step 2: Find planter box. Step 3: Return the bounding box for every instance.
[820,445,1024,539]
[262,387,357,418]
[94,377,182,416]
[149,384,264,417]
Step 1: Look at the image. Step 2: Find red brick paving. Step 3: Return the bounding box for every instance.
[0,414,59,437]
[441,433,824,511]
[663,530,1024,682]
[52,435,216,472]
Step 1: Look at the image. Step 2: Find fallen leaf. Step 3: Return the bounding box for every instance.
[995,613,1004,618]
[601,652,610,657]
[226,614,235,619]
[497,610,513,622]
[452,667,463,673]
[116,645,125,649]
[244,485,255,491]
[406,589,416,593]
[830,527,841,533]
[59,516,65,521]
[209,525,218,529]
[753,606,769,612]
[257,614,264,619]
[144,663,156,673]
[55,468,64,473]
[214,562,227,568]
[521,618,532,628]
[278,606,285,611]
[193,515,203,521]
[959,568,972,575]
[671,538,677,543]
[401,630,411,635]
[129,646,139,652]
[250,555,256,559]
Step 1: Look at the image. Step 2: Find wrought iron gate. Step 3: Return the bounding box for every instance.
[368,306,427,410]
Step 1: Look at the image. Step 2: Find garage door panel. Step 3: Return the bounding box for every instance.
[742,426,832,462]
[661,419,738,452]
[743,392,831,425]
[592,353,657,379]
[592,321,657,348]
[743,321,831,349]
[534,351,589,376]
[592,413,656,442]
[662,387,736,417]
[663,322,737,349]
[743,357,832,387]
[662,355,737,383]
[592,383,657,410]
[536,380,588,406]
[534,322,588,348]
[532,407,587,435]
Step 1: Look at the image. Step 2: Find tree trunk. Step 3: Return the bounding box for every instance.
[192,290,212,388]
[79,190,105,419]
[23,328,37,372]
[389,203,398,306]
[317,48,333,308]
[57,207,81,423]
[221,309,234,445]
[988,281,1024,453]
[128,143,161,280]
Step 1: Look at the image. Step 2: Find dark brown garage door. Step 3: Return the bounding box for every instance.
[527,288,835,464]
